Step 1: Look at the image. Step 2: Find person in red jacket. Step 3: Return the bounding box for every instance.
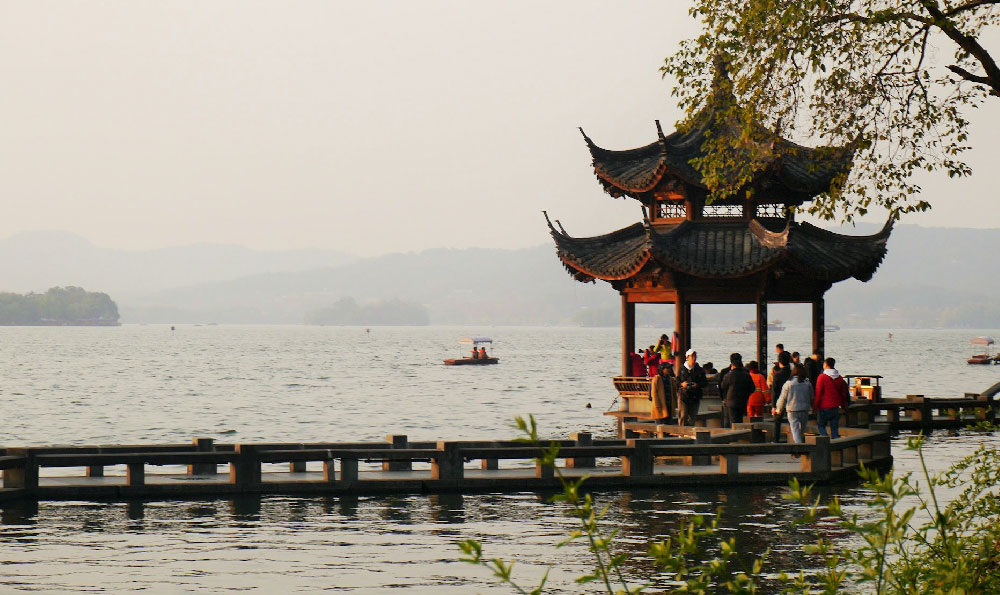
[643,347,660,377]
[813,357,849,438]
[629,348,646,377]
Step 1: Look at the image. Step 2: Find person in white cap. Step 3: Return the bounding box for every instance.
[676,348,707,425]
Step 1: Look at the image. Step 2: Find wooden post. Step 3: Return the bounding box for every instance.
[323,457,338,482]
[535,459,555,479]
[756,298,768,371]
[802,436,831,474]
[842,445,858,465]
[431,442,464,481]
[127,462,145,486]
[2,449,37,490]
[622,295,635,376]
[190,437,218,475]
[870,423,892,460]
[289,444,307,473]
[86,464,104,478]
[720,454,739,476]
[340,457,359,482]
[383,435,411,472]
[229,444,261,486]
[812,299,825,357]
[690,430,712,466]
[622,439,653,477]
[566,432,594,468]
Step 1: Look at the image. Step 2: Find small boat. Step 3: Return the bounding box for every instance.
[743,319,785,332]
[967,336,996,365]
[444,336,499,366]
[724,329,747,334]
[825,324,840,332]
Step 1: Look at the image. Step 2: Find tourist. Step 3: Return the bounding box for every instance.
[746,361,770,418]
[471,347,479,359]
[676,349,707,425]
[703,361,718,375]
[630,348,646,377]
[804,350,823,386]
[813,357,849,439]
[769,351,792,394]
[478,346,488,359]
[791,351,801,367]
[719,353,754,427]
[655,334,672,360]
[649,364,672,422]
[775,343,785,359]
[773,363,814,445]
[644,346,661,377]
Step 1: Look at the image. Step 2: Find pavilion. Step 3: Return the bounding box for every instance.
[546,72,893,377]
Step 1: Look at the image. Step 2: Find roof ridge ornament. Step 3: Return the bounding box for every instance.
[748,219,790,248]
[655,120,666,141]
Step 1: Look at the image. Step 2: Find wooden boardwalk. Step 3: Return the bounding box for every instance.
[0,426,893,504]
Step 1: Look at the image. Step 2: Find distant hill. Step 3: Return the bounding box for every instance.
[0,230,356,299]
[9,225,997,328]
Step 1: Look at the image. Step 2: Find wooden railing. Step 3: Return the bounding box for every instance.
[0,426,894,502]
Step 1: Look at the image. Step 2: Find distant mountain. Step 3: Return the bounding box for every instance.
[24,224,997,328]
[0,230,356,299]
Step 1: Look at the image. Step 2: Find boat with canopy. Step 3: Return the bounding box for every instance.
[444,336,499,365]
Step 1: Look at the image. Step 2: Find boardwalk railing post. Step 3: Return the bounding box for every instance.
[2,449,36,490]
[567,432,594,468]
[290,445,307,473]
[384,435,411,472]
[340,456,359,483]
[431,442,463,481]
[802,436,831,474]
[691,431,712,466]
[323,453,337,482]
[720,453,739,476]
[230,445,261,486]
[127,461,145,486]
[622,439,652,477]
[87,448,104,478]
[870,423,892,460]
[190,437,217,475]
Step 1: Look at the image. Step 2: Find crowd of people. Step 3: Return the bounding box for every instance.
[637,339,851,445]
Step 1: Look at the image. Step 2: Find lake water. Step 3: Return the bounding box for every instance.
[1,325,999,592]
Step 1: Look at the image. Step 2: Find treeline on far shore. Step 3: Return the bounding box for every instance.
[0,286,120,326]
[304,297,429,326]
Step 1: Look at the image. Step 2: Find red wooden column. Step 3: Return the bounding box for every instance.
[621,294,635,376]
[812,298,825,357]
[756,299,768,371]
[675,297,691,366]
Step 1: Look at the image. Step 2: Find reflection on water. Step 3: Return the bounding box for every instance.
[3,433,998,592]
[1,326,999,591]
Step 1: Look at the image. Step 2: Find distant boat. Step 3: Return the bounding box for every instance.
[825,325,840,332]
[444,336,499,366]
[724,329,747,335]
[968,336,998,365]
[743,319,785,332]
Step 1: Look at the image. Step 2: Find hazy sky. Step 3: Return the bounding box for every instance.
[1,1,997,256]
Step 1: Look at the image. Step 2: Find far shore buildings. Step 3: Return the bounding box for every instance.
[546,67,892,376]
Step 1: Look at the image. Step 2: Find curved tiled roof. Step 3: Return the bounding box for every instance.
[548,215,892,283]
[582,123,852,201]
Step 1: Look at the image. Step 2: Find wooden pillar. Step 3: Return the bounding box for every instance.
[812,299,825,357]
[383,435,411,472]
[674,297,691,365]
[756,299,768,370]
[622,295,635,376]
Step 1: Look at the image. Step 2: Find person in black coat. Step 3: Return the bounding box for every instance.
[720,353,755,427]
[804,350,823,387]
[769,350,793,441]
[676,349,707,425]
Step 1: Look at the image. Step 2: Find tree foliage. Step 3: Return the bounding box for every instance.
[661,0,999,222]
[0,286,119,325]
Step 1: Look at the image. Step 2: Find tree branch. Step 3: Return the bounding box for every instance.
[919,0,1000,95]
